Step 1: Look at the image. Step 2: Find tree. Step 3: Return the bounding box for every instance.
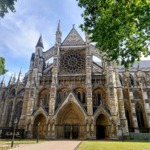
[0,0,17,18]
[77,0,150,68]
[0,57,7,75]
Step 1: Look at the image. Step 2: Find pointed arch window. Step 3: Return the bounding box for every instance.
[57,92,61,105]
[147,91,150,99]
[130,74,134,86]
[119,75,123,86]
[43,94,49,107]
[6,101,13,126]
[133,91,140,99]
[56,89,69,107]
[82,92,86,104]
[93,92,102,106]
[74,89,86,104]
[135,103,145,128]
[125,108,131,128]
[77,92,81,101]
[97,93,101,105]
[13,101,23,125]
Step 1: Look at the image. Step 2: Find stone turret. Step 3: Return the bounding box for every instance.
[32,35,45,72]
[35,35,44,57]
[36,35,44,49]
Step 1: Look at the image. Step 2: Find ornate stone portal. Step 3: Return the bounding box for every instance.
[33,114,46,138]
[0,23,149,140]
[56,103,84,139]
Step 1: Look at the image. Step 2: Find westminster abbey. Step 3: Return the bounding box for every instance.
[0,23,149,139]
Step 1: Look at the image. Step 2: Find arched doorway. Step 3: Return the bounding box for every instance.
[33,114,46,138]
[57,103,84,139]
[96,114,110,139]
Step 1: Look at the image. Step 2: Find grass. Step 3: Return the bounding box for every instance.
[0,139,45,150]
[78,141,150,150]
[0,139,45,144]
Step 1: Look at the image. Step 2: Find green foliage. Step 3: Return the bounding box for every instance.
[0,0,17,17]
[77,0,150,68]
[0,57,8,75]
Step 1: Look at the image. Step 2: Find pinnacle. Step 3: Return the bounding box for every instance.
[36,35,44,48]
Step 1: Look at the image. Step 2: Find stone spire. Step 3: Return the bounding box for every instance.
[12,73,16,84]
[17,68,23,83]
[36,35,44,48]
[55,20,62,45]
[8,74,13,85]
[0,76,5,88]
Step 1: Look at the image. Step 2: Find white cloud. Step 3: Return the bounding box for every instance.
[0,0,60,58]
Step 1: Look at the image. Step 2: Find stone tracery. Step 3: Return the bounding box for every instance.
[60,51,85,74]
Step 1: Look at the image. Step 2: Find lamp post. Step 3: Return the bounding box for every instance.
[11,118,18,148]
[37,122,40,143]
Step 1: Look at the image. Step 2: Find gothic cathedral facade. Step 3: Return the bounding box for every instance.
[0,23,150,139]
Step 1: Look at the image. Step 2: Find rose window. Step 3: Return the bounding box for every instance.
[60,51,85,74]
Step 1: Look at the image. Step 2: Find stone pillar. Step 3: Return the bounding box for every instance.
[9,97,16,126]
[106,62,120,139]
[0,101,4,126]
[19,87,34,130]
[46,123,51,138]
[115,70,129,136]
[49,86,57,115]
[106,62,118,116]
[90,118,95,139]
[140,83,150,128]
[117,88,129,136]
[86,119,90,139]
[131,102,139,132]
[1,98,9,126]
[26,123,33,138]
[49,46,59,115]
[51,122,56,138]
[85,45,93,115]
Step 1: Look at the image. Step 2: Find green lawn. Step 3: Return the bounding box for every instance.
[78,141,150,150]
[0,139,45,150]
[0,139,45,144]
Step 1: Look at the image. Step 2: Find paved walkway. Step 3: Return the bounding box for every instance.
[10,140,81,150]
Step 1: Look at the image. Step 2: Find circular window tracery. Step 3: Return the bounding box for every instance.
[61,51,85,74]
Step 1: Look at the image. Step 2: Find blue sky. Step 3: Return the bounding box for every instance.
[0,0,84,84]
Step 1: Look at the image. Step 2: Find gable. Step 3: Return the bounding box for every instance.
[62,27,85,46]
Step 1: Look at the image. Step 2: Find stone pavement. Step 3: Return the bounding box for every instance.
[10,140,81,150]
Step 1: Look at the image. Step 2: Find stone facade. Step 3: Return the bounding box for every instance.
[0,24,150,139]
